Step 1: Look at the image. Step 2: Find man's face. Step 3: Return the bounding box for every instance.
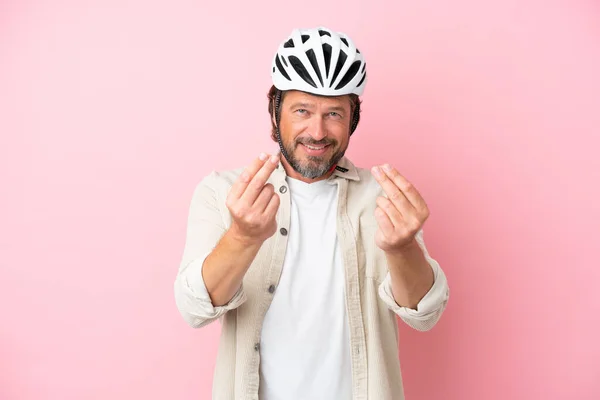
[277,90,353,180]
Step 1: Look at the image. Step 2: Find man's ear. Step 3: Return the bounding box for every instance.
[272,90,285,129]
[271,111,277,129]
[272,96,280,128]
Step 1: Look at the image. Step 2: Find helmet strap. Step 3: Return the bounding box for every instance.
[350,106,359,135]
[274,90,294,168]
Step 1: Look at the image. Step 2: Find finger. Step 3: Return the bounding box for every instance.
[254,184,275,212]
[376,196,403,227]
[229,153,270,201]
[375,206,395,237]
[262,192,281,218]
[381,164,428,213]
[371,165,414,216]
[241,152,280,205]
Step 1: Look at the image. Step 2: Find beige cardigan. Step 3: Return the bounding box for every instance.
[174,156,450,400]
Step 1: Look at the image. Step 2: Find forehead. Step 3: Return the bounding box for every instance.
[282,90,351,110]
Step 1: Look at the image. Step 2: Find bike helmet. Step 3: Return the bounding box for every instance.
[271,27,367,96]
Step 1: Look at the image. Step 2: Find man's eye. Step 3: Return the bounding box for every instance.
[296,109,307,114]
[329,112,341,117]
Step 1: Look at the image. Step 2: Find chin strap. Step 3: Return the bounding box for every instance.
[274,90,293,167]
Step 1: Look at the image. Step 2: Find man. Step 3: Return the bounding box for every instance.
[174,26,450,400]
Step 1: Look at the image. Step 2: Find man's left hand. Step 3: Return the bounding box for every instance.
[371,164,429,253]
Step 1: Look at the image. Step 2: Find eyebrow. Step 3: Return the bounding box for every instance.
[288,102,313,110]
[288,102,347,113]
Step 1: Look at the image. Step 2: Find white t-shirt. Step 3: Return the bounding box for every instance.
[258,176,352,400]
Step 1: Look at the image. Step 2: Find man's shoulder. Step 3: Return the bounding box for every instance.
[191,165,246,198]
[352,165,381,190]
[200,165,245,183]
[353,165,375,179]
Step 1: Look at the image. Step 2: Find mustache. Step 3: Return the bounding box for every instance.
[296,138,336,146]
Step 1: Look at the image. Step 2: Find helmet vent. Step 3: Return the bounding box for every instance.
[275,55,291,81]
[289,56,317,88]
[331,50,348,85]
[356,71,366,88]
[335,60,362,90]
[322,43,332,78]
[305,49,323,86]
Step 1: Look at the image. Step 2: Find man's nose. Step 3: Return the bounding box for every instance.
[308,116,327,141]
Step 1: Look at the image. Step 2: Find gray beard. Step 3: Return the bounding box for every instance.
[284,143,346,180]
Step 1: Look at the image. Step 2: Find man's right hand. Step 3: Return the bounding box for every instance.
[226,152,281,246]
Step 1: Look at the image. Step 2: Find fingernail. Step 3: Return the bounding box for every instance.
[259,153,268,161]
[372,166,382,177]
[270,154,279,164]
[382,164,392,172]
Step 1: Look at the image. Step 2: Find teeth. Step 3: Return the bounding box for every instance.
[305,145,326,150]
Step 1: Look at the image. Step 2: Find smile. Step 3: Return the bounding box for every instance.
[303,144,328,150]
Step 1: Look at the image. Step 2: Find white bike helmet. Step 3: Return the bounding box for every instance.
[271,27,367,96]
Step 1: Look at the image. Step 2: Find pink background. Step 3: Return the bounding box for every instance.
[1,0,599,399]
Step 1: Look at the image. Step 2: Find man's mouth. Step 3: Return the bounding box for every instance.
[299,143,331,156]
[302,144,329,151]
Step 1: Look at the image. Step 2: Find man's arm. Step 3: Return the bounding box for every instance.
[378,230,449,331]
[202,152,281,305]
[201,228,264,307]
[174,152,280,328]
[371,164,449,331]
[385,237,434,310]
